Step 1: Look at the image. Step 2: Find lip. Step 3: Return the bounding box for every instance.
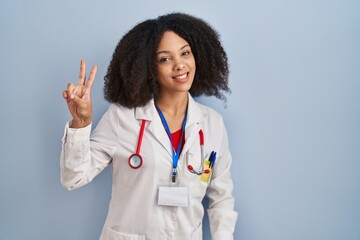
[172,72,190,83]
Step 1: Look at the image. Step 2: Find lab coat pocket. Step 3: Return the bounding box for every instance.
[106,226,145,240]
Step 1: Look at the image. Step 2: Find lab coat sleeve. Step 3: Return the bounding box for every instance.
[206,116,238,240]
[60,105,118,190]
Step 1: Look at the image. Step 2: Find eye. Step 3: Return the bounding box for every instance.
[182,50,191,56]
[158,57,171,63]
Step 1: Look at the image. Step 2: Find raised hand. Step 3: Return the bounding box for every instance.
[62,60,97,128]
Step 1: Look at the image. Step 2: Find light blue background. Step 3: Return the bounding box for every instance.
[1,0,359,239]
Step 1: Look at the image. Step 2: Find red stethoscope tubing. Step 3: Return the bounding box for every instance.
[136,120,146,155]
[199,129,204,145]
[128,120,146,169]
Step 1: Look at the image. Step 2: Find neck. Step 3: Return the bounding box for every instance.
[156,92,188,132]
[156,92,188,117]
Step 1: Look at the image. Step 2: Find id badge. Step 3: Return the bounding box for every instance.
[158,181,189,207]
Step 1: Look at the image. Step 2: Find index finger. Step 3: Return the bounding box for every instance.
[77,59,86,86]
[86,64,97,90]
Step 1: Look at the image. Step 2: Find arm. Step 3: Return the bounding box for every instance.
[206,117,238,240]
[60,60,115,190]
[60,105,118,190]
[60,122,93,190]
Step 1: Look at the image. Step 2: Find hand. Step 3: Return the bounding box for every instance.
[62,60,97,128]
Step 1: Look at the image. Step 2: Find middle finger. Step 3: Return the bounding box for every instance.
[77,59,86,86]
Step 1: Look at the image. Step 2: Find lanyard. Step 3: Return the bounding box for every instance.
[155,102,188,182]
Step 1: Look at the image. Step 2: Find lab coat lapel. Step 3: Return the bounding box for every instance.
[134,95,207,159]
[181,94,207,158]
[135,99,173,157]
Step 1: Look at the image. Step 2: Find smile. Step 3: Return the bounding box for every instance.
[172,72,189,81]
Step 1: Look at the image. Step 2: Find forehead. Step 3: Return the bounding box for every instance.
[157,31,190,51]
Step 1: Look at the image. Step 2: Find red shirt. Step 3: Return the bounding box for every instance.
[171,129,185,153]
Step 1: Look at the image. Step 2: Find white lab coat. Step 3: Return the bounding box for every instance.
[61,94,238,240]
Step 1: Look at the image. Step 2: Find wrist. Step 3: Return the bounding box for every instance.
[70,119,91,128]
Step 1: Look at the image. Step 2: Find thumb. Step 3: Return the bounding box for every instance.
[72,94,91,114]
[71,94,83,106]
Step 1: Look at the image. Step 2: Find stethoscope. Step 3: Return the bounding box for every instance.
[128,119,210,176]
[186,129,210,175]
[128,119,146,169]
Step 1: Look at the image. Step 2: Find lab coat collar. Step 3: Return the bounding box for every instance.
[134,93,206,125]
[134,93,207,158]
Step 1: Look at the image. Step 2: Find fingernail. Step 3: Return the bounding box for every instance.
[70,94,75,99]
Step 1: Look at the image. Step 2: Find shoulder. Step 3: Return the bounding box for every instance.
[194,100,224,124]
[107,103,136,115]
[101,103,137,124]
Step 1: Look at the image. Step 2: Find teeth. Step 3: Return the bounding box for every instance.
[174,73,187,79]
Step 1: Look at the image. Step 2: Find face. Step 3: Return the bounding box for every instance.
[156,31,196,96]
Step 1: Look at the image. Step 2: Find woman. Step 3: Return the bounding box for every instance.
[61,13,237,240]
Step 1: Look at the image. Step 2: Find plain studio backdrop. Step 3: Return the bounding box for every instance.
[0,0,359,240]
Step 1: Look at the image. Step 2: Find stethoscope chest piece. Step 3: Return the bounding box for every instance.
[128,153,143,169]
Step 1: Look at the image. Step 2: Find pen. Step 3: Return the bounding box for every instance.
[208,151,214,161]
[209,151,216,168]
[207,151,214,168]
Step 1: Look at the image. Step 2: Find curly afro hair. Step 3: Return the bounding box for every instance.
[104,13,230,108]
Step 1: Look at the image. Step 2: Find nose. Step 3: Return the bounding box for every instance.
[173,58,185,71]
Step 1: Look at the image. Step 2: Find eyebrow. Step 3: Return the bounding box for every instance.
[157,44,190,55]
